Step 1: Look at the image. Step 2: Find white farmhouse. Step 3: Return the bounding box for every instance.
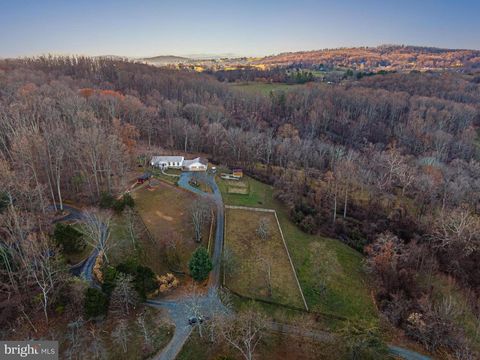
[150,156,184,169]
[150,155,208,172]
[182,157,208,171]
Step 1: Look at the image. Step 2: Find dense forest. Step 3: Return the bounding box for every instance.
[1,56,480,358]
[256,45,480,71]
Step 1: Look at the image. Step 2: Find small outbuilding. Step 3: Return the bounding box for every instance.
[137,172,152,184]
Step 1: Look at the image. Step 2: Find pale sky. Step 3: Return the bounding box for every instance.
[1,0,479,58]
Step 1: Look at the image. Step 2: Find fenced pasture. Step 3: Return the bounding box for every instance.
[224,206,307,309]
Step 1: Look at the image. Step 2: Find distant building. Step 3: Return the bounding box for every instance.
[150,155,208,172]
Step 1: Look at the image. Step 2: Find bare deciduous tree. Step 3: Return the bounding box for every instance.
[216,307,267,360]
[190,199,211,243]
[432,208,480,256]
[80,208,112,263]
[136,311,152,348]
[88,324,107,360]
[112,319,129,353]
[255,217,270,242]
[110,273,139,316]
[20,233,66,323]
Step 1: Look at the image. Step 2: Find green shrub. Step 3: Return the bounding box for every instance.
[123,193,135,208]
[110,194,134,213]
[99,191,115,209]
[189,246,212,282]
[112,198,126,213]
[101,266,118,296]
[54,223,85,253]
[84,288,108,318]
[116,260,157,300]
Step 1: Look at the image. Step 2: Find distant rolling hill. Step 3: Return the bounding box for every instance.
[254,45,480,71]
[141,55,193,65]
[137,45,480,72]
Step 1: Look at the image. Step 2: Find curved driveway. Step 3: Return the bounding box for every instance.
[178,172,223,287]
[53,205,101,284]
[150,172,431,360]
[149,172,225,360]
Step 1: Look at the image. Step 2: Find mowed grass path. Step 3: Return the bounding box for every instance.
[224,208,305,309]
[218,175,378,325]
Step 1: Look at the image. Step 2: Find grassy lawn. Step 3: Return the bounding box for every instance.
[129,182,211,274]
[149,167,181,185]
[229,82,305,96]
[224,208,305,309]
[217,175,378,326]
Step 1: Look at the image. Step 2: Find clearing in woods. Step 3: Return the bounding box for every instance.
[129,182,212,275]
[229,82,305,96]
[224,207,305,309]
[218,174,378,325]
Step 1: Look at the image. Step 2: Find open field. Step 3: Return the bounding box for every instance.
[149,167,181,185]
[229,82,306,95]
[224,208,305,309]
[125,182,211,275]
[218,174,378,326]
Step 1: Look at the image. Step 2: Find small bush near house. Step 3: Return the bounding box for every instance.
[122,193,135,208]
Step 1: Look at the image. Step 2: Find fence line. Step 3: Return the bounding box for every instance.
[207,209,215,253]
[224,286,347,321]
[224,205,309,311]
[273,211,309,311]
[224,205,275,213]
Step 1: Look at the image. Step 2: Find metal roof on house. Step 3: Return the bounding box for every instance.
[183,157,208,167]
[151,156,184,163]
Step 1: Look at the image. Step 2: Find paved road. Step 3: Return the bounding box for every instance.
[147,299,193,360]
[388,345,431,360]
[147,287,229,360]
[150,172,431,360]
[148,172,226,360]
[52,205,100,284]
[178,172,224,287]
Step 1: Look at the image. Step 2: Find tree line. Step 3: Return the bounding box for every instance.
[1,56,480,357]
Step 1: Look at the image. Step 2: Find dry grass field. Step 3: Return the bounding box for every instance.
[130,182,211,274]
[224,207,304,308]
